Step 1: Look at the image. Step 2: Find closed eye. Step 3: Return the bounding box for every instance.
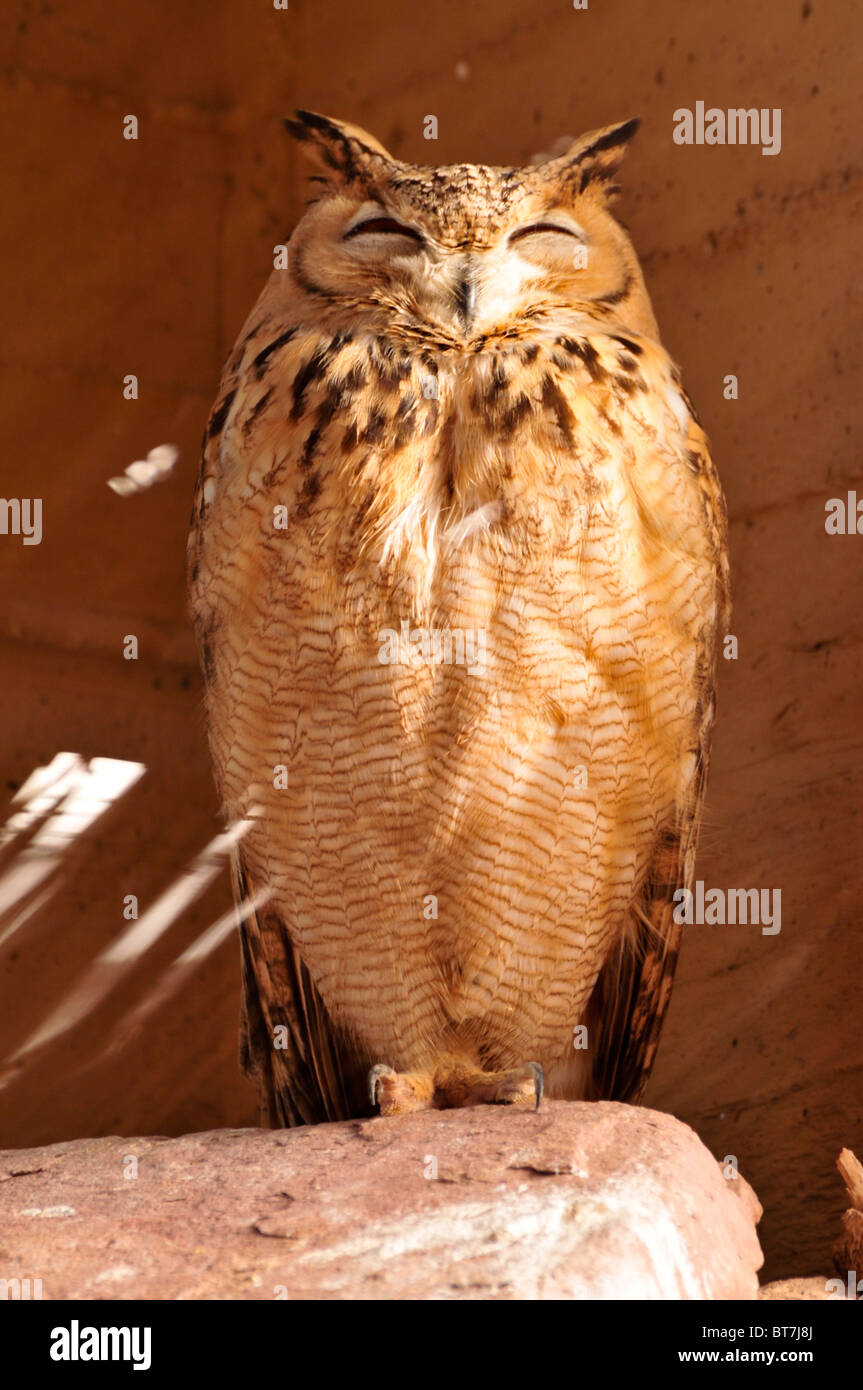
[344,217,423,242]
[509,223,582,242]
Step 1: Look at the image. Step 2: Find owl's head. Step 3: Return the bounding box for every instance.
[281,110,658,346]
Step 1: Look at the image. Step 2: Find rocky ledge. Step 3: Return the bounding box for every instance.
[0,1100,764,1300]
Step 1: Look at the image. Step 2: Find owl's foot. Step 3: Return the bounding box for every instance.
[368,1063,436,1116]
[433,1060,544,1111]
[368,1059,543,1115]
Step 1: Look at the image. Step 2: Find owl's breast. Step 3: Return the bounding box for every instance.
[192,319,723,761]
[332,328,718,620]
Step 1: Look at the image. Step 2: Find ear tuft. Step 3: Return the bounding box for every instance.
[537,117,641,197]
[283,110,395,186]
[579,117,641,159]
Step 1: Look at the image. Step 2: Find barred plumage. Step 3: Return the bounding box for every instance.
[188,111,729,1123]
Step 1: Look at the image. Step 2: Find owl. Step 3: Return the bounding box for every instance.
[188,111,729,1125]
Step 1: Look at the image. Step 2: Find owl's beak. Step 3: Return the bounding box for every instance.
[453,259,478,334]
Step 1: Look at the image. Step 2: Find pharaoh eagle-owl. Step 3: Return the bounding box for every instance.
[188,111,729,1125]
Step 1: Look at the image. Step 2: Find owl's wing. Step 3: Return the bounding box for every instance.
[585,411,729,1103]
[233,854,368,1125]
[188,327,372,1128]
[584,712,706,1103]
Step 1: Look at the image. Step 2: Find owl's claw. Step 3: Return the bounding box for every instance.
[528,1061,544,1111]
[368,1063,435,1115]
[368,1063,396,1108]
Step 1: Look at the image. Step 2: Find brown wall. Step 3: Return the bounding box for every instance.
[0,0,860,1281]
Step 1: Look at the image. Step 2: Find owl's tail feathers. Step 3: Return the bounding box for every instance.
[584,822,691,1104]
[233,857,369,1126]
[584,909,682,1105]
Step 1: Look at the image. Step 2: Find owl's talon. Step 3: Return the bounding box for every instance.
[528,1061,544,1111]
[368,1064,436,1115]
[368,1063,396,1108]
